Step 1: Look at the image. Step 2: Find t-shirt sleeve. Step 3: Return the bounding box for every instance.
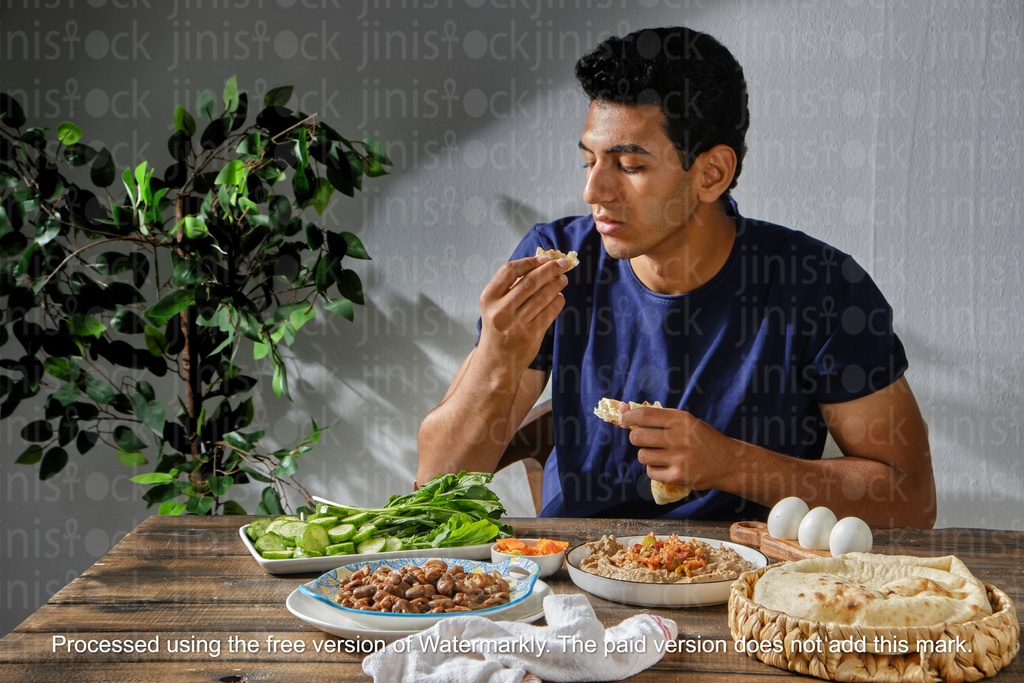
[807,255,908,404]
[474,226,556,373]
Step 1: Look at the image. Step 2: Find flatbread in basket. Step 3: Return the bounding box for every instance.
[728,553,1019,683]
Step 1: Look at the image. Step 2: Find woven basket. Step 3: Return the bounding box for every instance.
[728,565,1019,683]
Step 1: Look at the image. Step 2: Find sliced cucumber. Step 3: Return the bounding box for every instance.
[262,549,294,560]
[308,516,338,529]
[341,511,373,525]
[327,523,356,543]
[298,524,330,555]
[293,546,324,558]
[350,523,378,544]
[326,541,355,556]
[246,518,273,541]
[277,521,308,543]
[384,536,403,552]
[355,537,386,554]
[255,532,288,554]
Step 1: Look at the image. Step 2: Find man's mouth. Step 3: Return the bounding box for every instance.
[593,215,625,235]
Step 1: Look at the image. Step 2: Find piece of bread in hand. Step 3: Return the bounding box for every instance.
[650,480,691,505]
[593,397,691,505]
[593,397,663,426]
[535,246,579,271]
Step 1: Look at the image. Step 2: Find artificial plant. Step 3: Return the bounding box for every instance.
[0,76,390,515]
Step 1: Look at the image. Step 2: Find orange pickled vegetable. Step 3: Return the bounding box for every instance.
[495,537,568,556]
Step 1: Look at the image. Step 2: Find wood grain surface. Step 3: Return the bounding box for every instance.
[0,515,1021,682]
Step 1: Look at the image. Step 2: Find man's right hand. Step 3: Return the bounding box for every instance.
[476,254,568,375]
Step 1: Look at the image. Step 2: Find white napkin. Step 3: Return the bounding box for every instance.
[362,594,678,683]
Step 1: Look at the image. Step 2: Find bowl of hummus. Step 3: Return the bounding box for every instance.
[567,533,767,607]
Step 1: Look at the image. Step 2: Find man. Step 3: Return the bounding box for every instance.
[417,26,935,527]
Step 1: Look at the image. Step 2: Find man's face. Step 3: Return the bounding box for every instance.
[579,101,699,262]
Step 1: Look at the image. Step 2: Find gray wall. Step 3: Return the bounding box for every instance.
[1,0,1021,635]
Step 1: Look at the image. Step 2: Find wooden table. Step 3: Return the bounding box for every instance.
[1,516,1021,682]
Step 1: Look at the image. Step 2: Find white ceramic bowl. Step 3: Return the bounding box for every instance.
[566,535,768,607]
[490,538,566,578]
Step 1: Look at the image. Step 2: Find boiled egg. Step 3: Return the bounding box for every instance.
[797,506,838,550]
[829,516,873,556]
[767,497,810,540]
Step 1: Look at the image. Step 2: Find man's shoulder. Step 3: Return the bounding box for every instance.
[740,215,850,260]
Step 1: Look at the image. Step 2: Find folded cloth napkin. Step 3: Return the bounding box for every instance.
[362,594,677,683]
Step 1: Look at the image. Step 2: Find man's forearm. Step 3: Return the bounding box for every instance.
[722,441,936,527]
[416,350,527,484]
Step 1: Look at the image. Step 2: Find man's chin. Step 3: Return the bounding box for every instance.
[600,235,639,261]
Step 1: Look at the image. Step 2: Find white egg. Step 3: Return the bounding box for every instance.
[829,517,873,556]
[797,506,838,550]
[767,497,810,540]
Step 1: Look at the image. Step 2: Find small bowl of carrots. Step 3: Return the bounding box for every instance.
[491,537,569,578]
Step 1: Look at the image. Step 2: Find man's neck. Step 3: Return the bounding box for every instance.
[630,202,737,296]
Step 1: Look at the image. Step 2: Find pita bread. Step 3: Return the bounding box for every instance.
[752,552,992,628]
[592,398,691,504]
[651,480,691,505]
[535,247,579,271]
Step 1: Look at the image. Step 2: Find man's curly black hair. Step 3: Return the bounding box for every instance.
[575,26,749,192]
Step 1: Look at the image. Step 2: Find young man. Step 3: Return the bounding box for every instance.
[417,27,936,527]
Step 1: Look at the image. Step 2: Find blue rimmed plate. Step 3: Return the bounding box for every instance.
[298,556,541,630]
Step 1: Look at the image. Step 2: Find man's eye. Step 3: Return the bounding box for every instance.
[620,165,643,173]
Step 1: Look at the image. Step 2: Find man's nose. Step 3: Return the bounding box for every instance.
[582,162,615,205]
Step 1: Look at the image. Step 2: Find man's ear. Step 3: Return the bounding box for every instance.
[694,145,737,203]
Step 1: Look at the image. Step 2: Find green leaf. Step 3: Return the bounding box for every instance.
[15,444,43,465]
[257,486,285,515]
[238,464,273,483]
[114,425,148,451]
[264,85,293,108]
[214,159,246,186]
[137,380,156,401]
[209,475,233,496]
[21,420,54,442]
[130,391,165,437]
[252,341,270,360]
[182,215,207,239]
[273,454,298,477]
[44,357,83,382]
[111,309,146,334]
[52,382,80,407]
[223,75,239,112]
[186,495,213,515]
[143,325,168,357]
[56,122,83,146]
[117,449,148,467]
[39,447,68,480]
[158,501,186,516]
[67,314,106,339]
[131,472,175,485]
[196,89,217,121]
[334,269,365,305]
[325,297,354,322]
[173,105,196,135]
[221,500,247,515]
[271,360,290,399]
[362,135,392,165]
[311,177,333,215]
[95,251,132,275]
[145,288,195,327]
[236,131,261,157]
[84,376,115,404]
[341,231,371,259]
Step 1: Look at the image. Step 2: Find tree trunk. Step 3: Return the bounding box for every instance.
[175,196,202,471]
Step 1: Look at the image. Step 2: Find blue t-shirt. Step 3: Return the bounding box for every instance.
[507,205,907,521]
